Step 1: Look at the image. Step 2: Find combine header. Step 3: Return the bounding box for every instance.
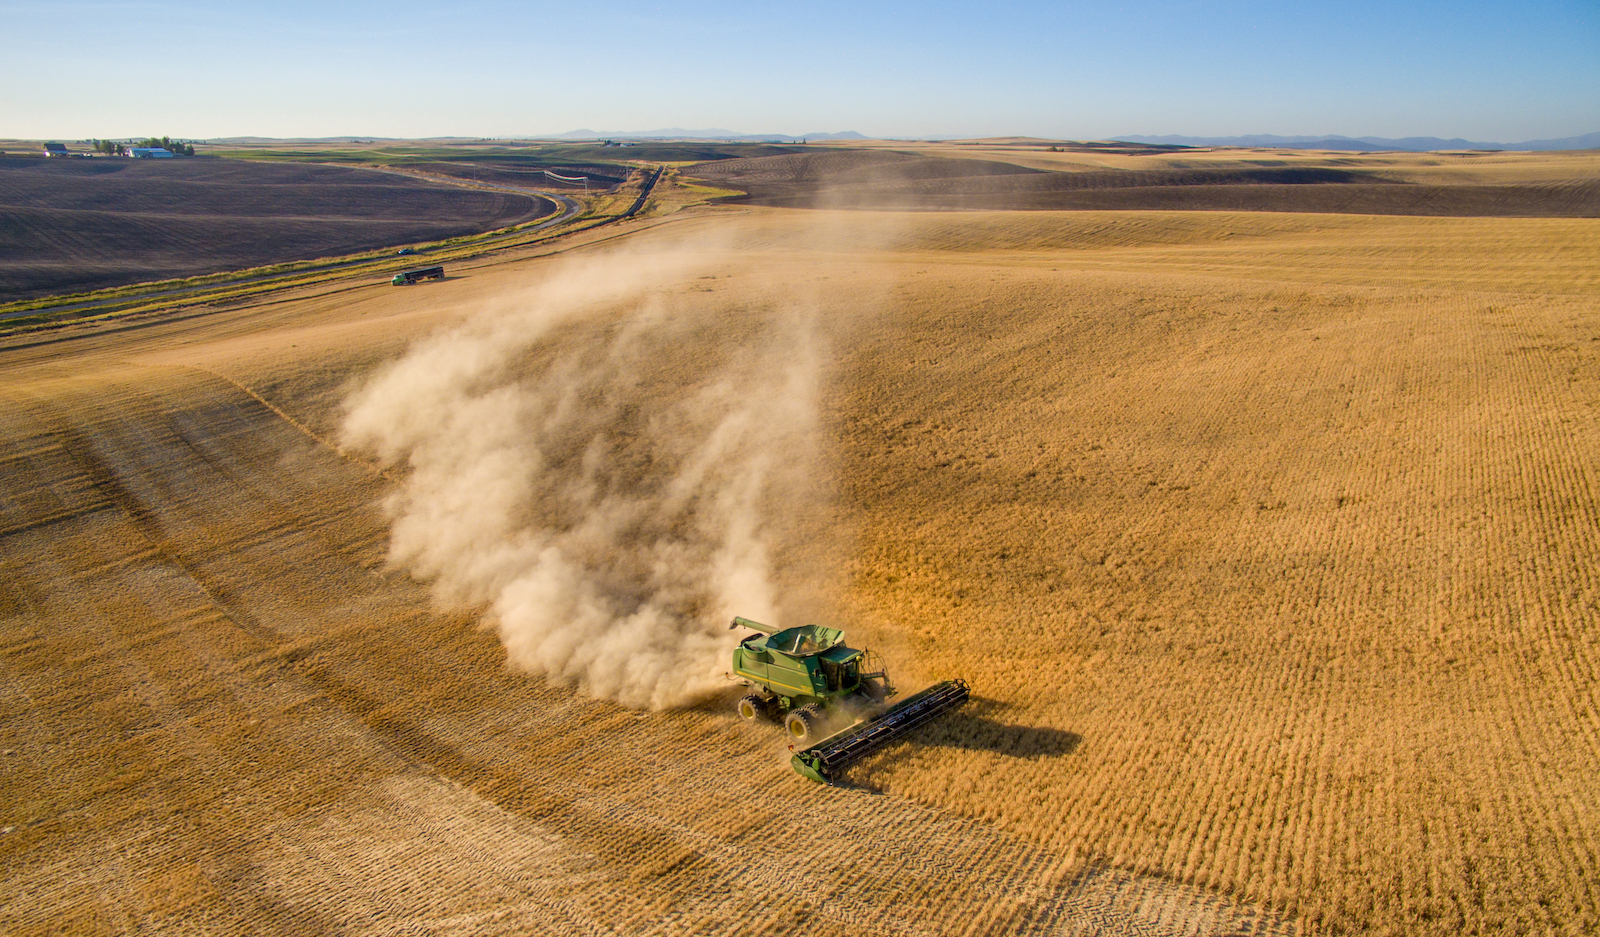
[791,679,970,783]
[728,616,969,783]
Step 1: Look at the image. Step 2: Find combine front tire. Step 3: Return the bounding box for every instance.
[785,704,822,743]
[737,694,771,723]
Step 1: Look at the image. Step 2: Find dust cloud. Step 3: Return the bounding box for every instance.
[342,249,825,710]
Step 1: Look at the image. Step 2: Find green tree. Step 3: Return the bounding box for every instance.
[134,136,193,156]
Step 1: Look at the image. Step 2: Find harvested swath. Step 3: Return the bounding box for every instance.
[0,157,553,300]
[0,345,1295,937]
[688,152,1600,217]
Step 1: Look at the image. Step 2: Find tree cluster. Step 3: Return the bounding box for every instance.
[89,137,196,156]
[139,136,196,156]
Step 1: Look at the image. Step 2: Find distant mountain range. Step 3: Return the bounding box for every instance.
[546,129,868,142]
[1114,132,1600,152]
[192,130,1598,151]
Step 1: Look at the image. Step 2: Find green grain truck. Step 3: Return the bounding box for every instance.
[391,265,444,285]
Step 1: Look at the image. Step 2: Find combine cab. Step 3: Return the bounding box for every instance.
[729,616,969,783]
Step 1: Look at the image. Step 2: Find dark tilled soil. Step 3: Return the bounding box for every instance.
[690,150,1043,188]
[0,158,554,299]
[687,152,1600,217]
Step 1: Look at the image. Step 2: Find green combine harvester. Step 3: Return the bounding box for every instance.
[729,616,970,783]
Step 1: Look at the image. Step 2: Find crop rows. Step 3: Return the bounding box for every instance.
[813,209,1600,935]
[1,204,1596,935]
[0,355,1292,935]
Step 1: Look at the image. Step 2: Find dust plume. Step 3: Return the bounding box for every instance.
[342,250,824,709]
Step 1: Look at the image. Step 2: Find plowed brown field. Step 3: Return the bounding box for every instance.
[1,201,1597,936]
[0,158,553,300]
[688,150,1600,217]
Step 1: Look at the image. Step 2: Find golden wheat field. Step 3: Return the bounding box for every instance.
[2,175,1598,936]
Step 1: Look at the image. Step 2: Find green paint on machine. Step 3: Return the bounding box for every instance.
[728,616,969,783]
[392,265,444,285]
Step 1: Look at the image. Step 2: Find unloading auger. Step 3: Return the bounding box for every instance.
[727,616,970,783]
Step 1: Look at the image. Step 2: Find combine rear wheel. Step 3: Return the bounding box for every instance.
[785,704,822,743]
[737,694,771,723]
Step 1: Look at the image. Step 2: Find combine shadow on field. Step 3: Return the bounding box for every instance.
[912,696,1082,761]
[828,697,1082,793]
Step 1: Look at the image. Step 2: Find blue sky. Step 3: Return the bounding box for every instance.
[4,0,1596,141]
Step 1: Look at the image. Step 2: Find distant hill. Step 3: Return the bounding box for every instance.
[206,136,403,144]
[1115,132,1600,152]
[547,129,867,143]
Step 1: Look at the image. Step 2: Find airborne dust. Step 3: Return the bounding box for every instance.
[342,249,827,710]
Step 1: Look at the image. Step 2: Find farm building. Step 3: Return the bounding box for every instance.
[129,147,174,158]
[42,143,68,157]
